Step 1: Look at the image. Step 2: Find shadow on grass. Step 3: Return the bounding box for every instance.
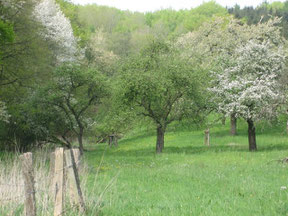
[164,144,288,154]
[120,131,155,144]
[89,143,288,158]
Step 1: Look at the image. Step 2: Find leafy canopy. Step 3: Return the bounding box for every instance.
[120,40,205,128]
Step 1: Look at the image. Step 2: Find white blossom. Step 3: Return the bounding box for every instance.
[0,101,10,123]
[33,0,80,63]
[177,17,284,71]
[210,40,286,121]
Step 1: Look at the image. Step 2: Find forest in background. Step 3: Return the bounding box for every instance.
[1,0,288,153]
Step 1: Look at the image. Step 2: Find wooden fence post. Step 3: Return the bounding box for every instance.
[49,152,55,185]
[64,149,85,213]
[108,136,113,147]
[53,148,64,216]
[204,129,210,146]
[20,152,36,216]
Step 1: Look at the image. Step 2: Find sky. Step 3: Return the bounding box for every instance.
[70,0,286,12]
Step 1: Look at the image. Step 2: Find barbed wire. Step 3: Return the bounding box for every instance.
[54,158,82,174]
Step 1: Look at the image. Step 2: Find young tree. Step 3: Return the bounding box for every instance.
[35,64,109,154]
[120,41,204,153]
[210,40,286,151]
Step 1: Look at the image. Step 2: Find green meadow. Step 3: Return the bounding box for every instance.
[85,120,288,216]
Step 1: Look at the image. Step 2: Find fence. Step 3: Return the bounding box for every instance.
[0,148,85,216]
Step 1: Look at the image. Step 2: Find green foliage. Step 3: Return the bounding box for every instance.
[0,20,14,44]
[0,0,54,86]
[145,1,228,36]
[120,40,205,129]
[2,0,288,152]
[32,64,109,149]
[0,0,55,150]
[145,9,185,35]
[228,1,288,38]
[67,1,228,57]
[183,1,228,31]
[92,91,137,141]
[0,101,42,151]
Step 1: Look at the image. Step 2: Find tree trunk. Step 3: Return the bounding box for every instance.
[230,113,237,136]
[247,119,257,151]
[156,126,165,154]
[78,128,84,155]
[108,136,113,147]
[204,129,210,146]
[221,115,226,125]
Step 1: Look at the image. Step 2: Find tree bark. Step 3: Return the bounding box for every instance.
[247,119,257,151]
[156,126,165,154]
[204,129,210,146]
[108,136,113,147]
[78,128,84,155]
[230,113,237,136]
[221,116,226,125]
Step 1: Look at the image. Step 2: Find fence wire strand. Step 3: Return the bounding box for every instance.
[0,191,35,203]
[54,158,82,174]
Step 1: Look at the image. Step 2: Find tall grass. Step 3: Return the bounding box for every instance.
[0,149,116,215]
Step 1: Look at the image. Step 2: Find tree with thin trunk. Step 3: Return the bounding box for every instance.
[120,40,204,153]
[210,40,286,151]
[35,64,109,154]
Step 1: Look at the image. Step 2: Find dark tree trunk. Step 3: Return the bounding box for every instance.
[221,116,226,125]
[247,119,257,151]
[108,136,113,147]
[78,128,84,155]
[156,126,165,154]
[108,135,118,147]
[230,113,237,136]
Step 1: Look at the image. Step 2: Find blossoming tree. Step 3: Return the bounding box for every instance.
[210,40,286,151]
[178,17,286,136]
[33,0,79,63]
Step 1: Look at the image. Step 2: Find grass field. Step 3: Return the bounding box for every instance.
[85,119,288,216]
